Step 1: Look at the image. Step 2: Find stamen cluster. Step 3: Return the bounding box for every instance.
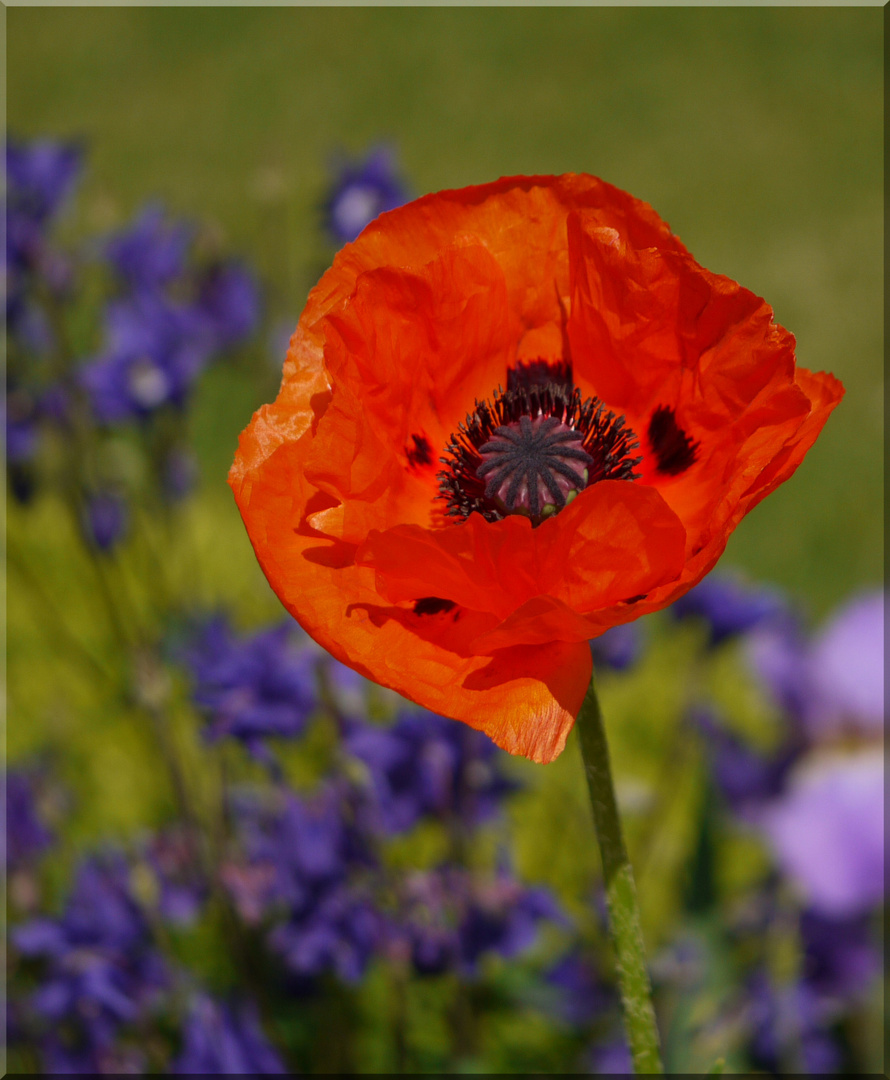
[438,381,642,525]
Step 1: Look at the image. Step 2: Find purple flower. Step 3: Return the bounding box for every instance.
[393,867,564,978]
[173,994,287,1074]
[324,145,409,244]
[160,446,199,502]
[5,382,40,464]
[105,204,192,291]
[269,883,381,983]
[745,970,842,1075]
[183,616,318,758]
[6,137,82,234]
[670,571,789,647]
[543,952,612,1027]
[82,490,129,552]
[196,260,261,348]
[588,1037,633,1074]
[346,710,518,835]
[227,782,379,981]
[692,706,797,816]
[746,589,884,740]
[799,908,880,1006]
[12,853,168,1049]
[590,621,643,672]
[144,829,206,927]
[80,292,214,423]
[757,748,883,918]
[6,767,54,869]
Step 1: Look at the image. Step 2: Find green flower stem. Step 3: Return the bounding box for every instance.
[576,675,664,1075]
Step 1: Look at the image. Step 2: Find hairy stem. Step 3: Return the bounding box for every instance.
[575,675,664,1075]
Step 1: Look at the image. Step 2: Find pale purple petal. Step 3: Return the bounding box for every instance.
[759,749,884,917]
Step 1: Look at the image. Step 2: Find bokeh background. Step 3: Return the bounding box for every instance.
[7,7,883,1076]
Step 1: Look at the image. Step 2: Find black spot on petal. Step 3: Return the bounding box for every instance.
[648,406,699,476]
[413,597,456,616]
[406,433,433,469]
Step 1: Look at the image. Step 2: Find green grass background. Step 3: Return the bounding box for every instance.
[8,5,882,618]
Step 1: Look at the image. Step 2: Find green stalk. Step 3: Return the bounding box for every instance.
[575,675,664,1074]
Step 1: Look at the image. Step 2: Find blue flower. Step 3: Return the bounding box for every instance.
[6,767,54,870]
[173,993,287,1075]
[6,137,82,237]
[543,952,612,1027]
[82,490,129,552]
[183,616,318,759]
[590,621,644,672]
[393,867,564,978]
[692,705,797,817]
[80,292,214,423]
[670,571,789,648]
[12,853,168,1050]
[324,145,409,244]
[196,259,261,349]
[269,883,381,983]
[345,709,519,835]
[105,204,192,291]
[745,970,842,1075]
[160,446,199,503]
[6,137,80,352]
[229,784,379,982]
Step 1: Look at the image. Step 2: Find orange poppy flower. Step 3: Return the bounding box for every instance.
[230,174,843,764]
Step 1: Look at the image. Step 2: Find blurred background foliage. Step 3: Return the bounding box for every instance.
[6,7,883,1076]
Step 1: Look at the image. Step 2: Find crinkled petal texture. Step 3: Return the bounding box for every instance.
[230,174,843,763]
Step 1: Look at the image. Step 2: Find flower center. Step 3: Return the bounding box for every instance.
[438,368,641,526]
[477,415,591,521]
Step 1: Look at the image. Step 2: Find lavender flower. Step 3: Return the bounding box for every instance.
[183,616,318,759]
[173,994,287,1075]
[346,710,518,835]
[670,572,789,648]
[324,146,409,244]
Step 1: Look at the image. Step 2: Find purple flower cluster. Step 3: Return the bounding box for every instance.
[225,782,379,982]
[182,615,319,763]
[6,137,81,340]
[390,866,564,978]
[173,994,287,1075]
[689,587,883,1072]
[80,206,260,425]
[345,709,519,834]
[11,854,169,1069]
